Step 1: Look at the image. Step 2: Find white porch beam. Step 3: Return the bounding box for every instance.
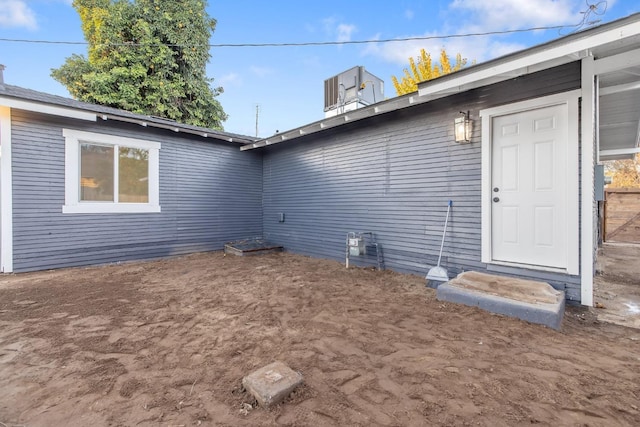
[600,81,640,96]
[600,147,640,156]
[594,48,640,75]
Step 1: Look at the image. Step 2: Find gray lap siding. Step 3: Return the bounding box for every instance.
[262,62,584,302]
[11,111,262,271]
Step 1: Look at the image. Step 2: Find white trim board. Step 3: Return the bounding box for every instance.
[0,107,13,273]
[600,147,640,157]
[479,90,581,279]
[62,129,161,214]
[0,97,96,122]
[580,56,596,307]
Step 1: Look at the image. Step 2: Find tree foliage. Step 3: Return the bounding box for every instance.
[391,48,470,96]
[606,154,640,188]
[52,0,227,129]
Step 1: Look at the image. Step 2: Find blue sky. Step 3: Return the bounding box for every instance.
[0,0,638,137]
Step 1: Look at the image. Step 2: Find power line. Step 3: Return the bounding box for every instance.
[0,24,585,49]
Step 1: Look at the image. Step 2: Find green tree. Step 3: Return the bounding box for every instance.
[391,48,471,96]
[52,0,227,129]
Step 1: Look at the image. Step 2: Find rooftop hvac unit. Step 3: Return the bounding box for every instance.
[323,66,384,118]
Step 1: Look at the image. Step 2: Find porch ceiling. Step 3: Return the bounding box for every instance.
[596,39,640,161]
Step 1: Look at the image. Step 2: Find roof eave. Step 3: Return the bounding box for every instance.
[243,13,640,151]
[0,90,257,145]
[0,95,97,122]
[241,93,426,151]
[418,13,640,99]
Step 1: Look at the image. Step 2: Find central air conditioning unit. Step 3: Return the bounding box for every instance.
[323,66,384,118]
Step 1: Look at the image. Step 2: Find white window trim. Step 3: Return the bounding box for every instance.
[62,129,161,214]
[479,90,580,276]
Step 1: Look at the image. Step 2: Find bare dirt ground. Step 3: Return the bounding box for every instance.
[1,252,639,426]
[595,243,640,329]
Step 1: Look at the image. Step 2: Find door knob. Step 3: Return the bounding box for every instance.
[493,197,500,202]
[493,187,499,192]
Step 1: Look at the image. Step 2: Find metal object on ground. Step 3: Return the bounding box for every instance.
[345,232,384,270]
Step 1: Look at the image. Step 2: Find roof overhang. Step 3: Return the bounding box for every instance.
[0,96,96,122]
[94,113,252,144]
[0,93,256,145]
[417,14,640,101]
[241,93,429,151]
[243,13,640,152]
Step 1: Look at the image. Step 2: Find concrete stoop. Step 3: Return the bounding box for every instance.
[437,271,565,330]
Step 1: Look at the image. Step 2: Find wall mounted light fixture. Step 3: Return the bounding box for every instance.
[454,111,472,143]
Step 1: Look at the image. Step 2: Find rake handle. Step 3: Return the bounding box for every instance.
[435,200,452,267]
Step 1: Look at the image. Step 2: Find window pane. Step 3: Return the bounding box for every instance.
[80,143,114,201]
[119,147,149,203]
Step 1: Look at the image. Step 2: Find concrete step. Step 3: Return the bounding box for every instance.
[436,271,565,330]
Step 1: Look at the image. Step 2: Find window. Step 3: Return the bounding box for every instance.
[63,129,161,213]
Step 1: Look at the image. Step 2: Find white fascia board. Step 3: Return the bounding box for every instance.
[419,20,640,98]
[0,97,96,122]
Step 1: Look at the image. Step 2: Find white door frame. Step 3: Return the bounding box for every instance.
[0,106,13,273]
[480,90,580,276]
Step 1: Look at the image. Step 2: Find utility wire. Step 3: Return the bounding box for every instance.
[0,2,607,49]
[0,24,586,48]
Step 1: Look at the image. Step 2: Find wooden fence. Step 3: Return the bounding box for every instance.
[604,188,640,243]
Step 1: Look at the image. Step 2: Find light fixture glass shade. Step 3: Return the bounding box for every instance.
[454,115,472,143]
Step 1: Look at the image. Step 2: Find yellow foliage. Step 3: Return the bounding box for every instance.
[391,48,471,96]
[75,1,110,63]
[607,153,640,188]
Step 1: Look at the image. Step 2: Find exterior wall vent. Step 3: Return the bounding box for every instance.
[324,75,339,111]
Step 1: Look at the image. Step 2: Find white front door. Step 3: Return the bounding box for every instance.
[491,104,568,269]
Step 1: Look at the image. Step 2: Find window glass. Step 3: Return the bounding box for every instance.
[63,128,160,214]
[80,143,114,201]
[119,147,149,203]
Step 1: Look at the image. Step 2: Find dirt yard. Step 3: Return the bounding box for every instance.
[595,244,640,329]
[1,252,639,426]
